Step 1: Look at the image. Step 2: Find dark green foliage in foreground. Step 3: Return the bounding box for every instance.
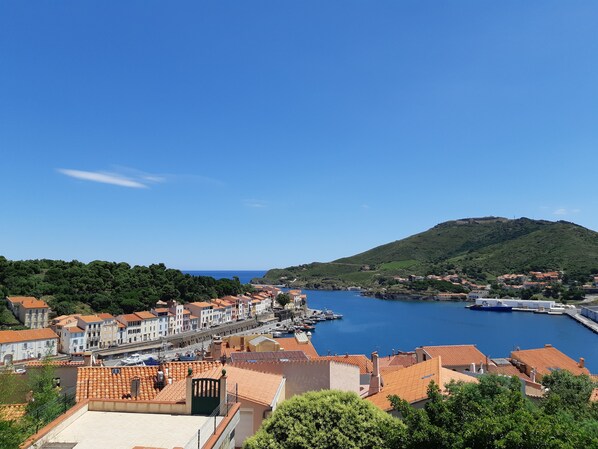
[0,360,75,449]
[262,217,598,288]
[245,375,598,449]
[243,390,405,449]
[0,257,250,315]
[389,374,598,449]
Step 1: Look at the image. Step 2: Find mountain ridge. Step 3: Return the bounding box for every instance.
[259,217,598,289]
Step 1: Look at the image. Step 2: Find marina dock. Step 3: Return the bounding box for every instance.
[566,309,598,334]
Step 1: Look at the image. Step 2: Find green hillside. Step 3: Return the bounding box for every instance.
[259,217,598,289]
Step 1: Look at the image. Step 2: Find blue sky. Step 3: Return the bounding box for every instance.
[1,2,598,270]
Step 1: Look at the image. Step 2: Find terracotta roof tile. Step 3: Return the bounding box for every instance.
[78,315,104,324]
[366,357,478,411]
[76,362,223,402]
[313,355,373,374]
[155,366,283,407]
[8,296,49,309]
[76,362,283,407]
[98,313,115,320]
[134,311,157,320]
[119,314,142,323]
[378,353,417,368]
[421,345,487,367]
[275,337,319,358]
[0,328,58,344]
[511,346,590,378]
[487,363,530,380]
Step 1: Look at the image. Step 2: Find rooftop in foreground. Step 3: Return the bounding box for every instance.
[40,410,219,449]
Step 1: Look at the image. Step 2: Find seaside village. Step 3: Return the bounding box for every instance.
[1,286,598,449]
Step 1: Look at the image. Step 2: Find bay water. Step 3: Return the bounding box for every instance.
[187,270,598,372]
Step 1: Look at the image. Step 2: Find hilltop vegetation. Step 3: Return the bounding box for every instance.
[0,257,250,317]
[259,217,598,289]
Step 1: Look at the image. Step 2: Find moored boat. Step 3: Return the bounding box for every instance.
[467,301,512,312]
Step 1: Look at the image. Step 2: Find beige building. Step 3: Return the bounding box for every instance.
[98,313,118,348]
[6,296,50,329]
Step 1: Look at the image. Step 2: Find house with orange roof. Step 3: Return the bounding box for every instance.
[97,312,118,349]
[74,361,283,447]
[167,299,184,335]
[0,328,59,364]
[6,296,50,329]
[236,295,253,320]
[510,344,590,382]
[150,306,171,338]
[214,298,235,323]
[366,355,478,412]
[76,315,104,350]
[25,364,241,449]
[116,313,143,344]
[60,325,86,355]
[133,311,159,341]
[416,344,489,373]
[186,301,214,329]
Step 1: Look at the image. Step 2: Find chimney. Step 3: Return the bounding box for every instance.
[470,362,476,373]
[369,351,381,394]
[213,340,223,360]
[530,367,537,383]
[544,344,552,348]
[83,351,93,367]
[579,357,585,368]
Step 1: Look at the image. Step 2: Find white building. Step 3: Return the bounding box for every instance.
[167,300,184,335]
[116,314,142,344]
[76,315,104,350]
[185,302,214,329]
[151,307,171,338]
[134,312,159,342]
[0,329,59,364]
[60,326,86,355]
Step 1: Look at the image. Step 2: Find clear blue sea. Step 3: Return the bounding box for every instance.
[186,271,598,372]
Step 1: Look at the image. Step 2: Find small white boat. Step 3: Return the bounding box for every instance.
[121,353,144,366]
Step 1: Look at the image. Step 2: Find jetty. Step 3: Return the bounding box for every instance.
[565,309,598,334]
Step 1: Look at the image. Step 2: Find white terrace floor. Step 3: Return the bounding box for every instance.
[47,411,223,449]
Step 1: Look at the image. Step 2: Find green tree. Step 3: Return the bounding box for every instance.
[244,390,405,449]
[389,375,598,449]
[275,293,291,308]
[541,370,597,418]
[26,360,62,427]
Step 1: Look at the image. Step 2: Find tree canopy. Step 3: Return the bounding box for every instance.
[0,256,251,316]
[243,390,405,449]
[389,374,598,449]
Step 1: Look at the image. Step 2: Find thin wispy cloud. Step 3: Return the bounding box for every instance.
[244,199,268,208]
[553,208,580,216]
[57,168,162,188]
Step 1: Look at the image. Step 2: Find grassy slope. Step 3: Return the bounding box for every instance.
[261,218,598,287]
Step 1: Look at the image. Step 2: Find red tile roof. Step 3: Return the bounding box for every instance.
[313,355,373,374]
[275,337,319,357]
[7,296,49,309]
[0,328,58,344]
[134,311,157,320]
[75,361,284,407]
[366,357,478,411]
[78,315,104,324]
[420,345,487,367]
[511,346,590,378]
